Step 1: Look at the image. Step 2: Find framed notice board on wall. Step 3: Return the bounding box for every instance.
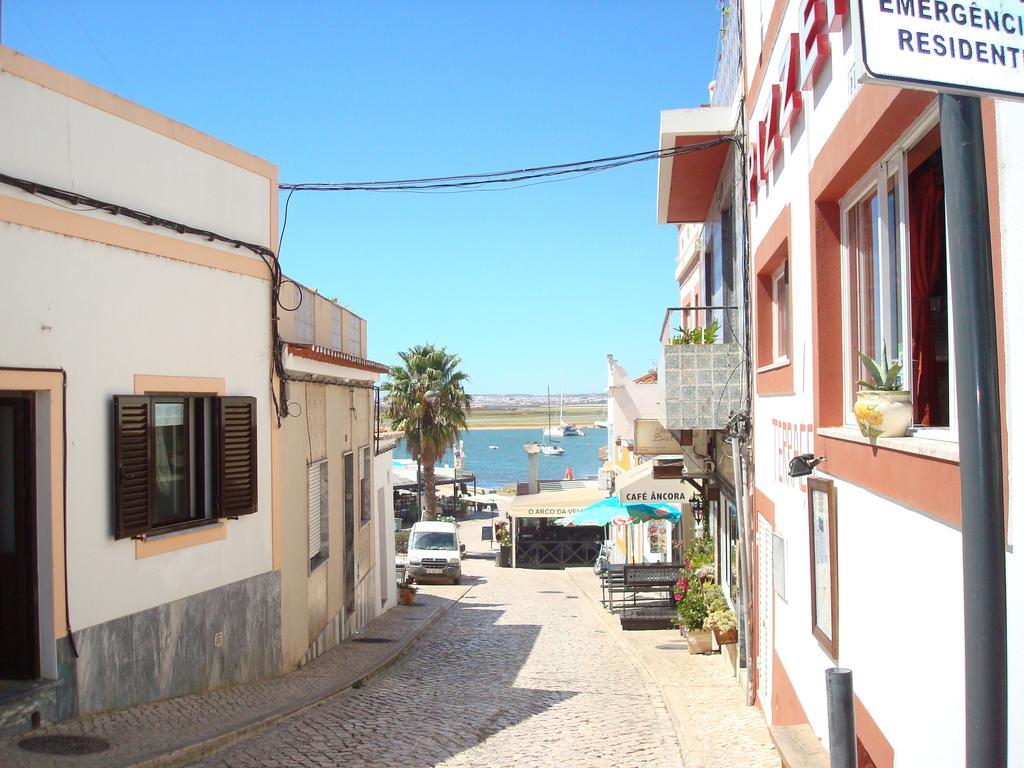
[807,477,839,659]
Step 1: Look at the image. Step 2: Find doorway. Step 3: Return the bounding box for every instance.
[0,395,39,680]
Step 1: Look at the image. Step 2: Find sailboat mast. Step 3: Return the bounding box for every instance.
[559,370,564,423]
[546,386,552,444]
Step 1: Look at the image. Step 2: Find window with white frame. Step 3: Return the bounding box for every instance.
[772,261,790,362]
[841,111,954,435]
[308,459,328,567]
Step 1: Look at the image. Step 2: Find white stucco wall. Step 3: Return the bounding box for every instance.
[374,450,398,613]
[0,68,272,248]
[1,224,274,630]
[0,56,276,632]
[606,355,660,460]
[995,97,1023,768]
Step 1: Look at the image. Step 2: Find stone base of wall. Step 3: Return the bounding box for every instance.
[300,609,343,668]
[73,570,281,716]
[0,639,76,737]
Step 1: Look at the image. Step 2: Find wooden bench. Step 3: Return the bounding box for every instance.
[770,725,829,768]
[603,563,680,613]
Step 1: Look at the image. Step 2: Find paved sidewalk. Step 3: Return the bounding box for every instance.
[0,589,465,768]
[565,568,780,768]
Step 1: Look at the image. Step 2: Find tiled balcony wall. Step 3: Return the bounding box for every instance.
[711,3,741,108]
[658,307,744,431]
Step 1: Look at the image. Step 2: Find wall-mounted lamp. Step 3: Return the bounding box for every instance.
[788,453,827,478]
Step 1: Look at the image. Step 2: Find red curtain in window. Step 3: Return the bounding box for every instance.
[909,161,945,425]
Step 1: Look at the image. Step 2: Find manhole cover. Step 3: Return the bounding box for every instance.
[19,735,111,755]
[352,637,393,644]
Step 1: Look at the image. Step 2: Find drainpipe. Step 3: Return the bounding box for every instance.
[939,93,1007,768]
[732,434,755,706]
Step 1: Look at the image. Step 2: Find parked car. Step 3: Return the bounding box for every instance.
[405,521,464,585]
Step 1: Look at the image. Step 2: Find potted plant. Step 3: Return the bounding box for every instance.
[706,609,738,645]
[675,583,713,654]
[854,348,912,438]
[494,521,512,567]
[700,583,738,645]
[397,576,418,606]
[670,318,720,345]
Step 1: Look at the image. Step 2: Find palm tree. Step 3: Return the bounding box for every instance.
[383,344,471,521]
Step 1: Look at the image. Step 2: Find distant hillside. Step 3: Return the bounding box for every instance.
[469,393,605,409]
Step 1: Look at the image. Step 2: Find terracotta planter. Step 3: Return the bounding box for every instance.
[854,390,912,438]
[398,588,416,606]
[686,628,714,655]
[714,627,738,645]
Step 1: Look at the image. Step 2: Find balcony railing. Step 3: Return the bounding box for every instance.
[658,306,744,431]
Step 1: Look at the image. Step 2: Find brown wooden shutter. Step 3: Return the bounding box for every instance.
[216,396,258,517]
[113,395,151,539]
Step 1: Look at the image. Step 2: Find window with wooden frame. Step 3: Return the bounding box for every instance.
[807,477,839,658]
[840,109,956,438]
[358,446,371,526]
[308,459,328,568]
[772,261,790,363]
[113,395,257,539]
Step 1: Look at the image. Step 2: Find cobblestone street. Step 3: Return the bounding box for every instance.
[188,552,684,768]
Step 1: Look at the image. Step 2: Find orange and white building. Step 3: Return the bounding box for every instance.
[655,1,1023,764]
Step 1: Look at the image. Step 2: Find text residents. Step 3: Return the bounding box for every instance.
[881,0,1024,68]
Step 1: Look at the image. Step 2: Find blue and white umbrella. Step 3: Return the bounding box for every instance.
[553,495,681,527]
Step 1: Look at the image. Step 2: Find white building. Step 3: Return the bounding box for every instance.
[0,46,280,729]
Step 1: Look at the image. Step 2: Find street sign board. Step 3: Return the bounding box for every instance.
[857,0,1024,99]
[617,465,691,504]
[633,419,691,456]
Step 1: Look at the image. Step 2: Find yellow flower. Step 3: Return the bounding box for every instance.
[854,402,884,426]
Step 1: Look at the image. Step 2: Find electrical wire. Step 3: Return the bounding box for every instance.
[279,138,733,193]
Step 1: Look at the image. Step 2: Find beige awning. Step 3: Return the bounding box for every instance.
[616,461,694,505]
[509,487,607,518]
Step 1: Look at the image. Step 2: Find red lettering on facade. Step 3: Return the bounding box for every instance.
[800,0,831,89]
[774,419,814,489]
[761,84,783,171]
[748,122,764,202]
[826,0,848,32]
[779,33,804,136]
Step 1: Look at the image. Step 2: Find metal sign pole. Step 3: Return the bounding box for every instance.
[938,92,1007,768]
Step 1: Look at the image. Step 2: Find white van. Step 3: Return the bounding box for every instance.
[405,521,464,585]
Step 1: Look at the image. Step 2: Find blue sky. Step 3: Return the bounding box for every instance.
[4,1,723,394]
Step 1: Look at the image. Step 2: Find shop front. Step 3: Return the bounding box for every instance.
[508,488,607,569]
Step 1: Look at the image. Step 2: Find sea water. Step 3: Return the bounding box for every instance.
[393,427,608,489]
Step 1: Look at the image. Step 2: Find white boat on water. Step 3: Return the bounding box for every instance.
[488,445,499,450]
[542,372,582,437]
[541,386,566,455]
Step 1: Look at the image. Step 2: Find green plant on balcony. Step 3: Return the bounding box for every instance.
[670,318,720,345]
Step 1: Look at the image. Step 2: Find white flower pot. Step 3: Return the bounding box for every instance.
[854,390,912,438]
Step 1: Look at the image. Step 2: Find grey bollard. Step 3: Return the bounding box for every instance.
[826,667,856,768]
